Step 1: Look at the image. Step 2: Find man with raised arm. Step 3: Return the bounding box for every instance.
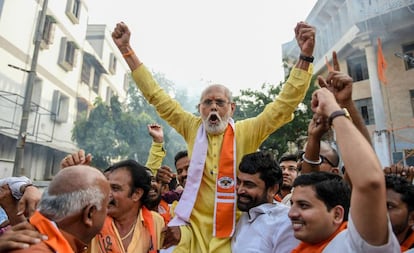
[289,88,399,252]
[112,21,315,252]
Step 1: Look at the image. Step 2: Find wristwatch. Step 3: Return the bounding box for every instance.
[299,54,314,63]
[328,108,351,126]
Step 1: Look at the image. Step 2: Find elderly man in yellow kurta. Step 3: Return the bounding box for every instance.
[112,21,315,253]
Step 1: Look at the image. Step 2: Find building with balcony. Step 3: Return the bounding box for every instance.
[0,0,129,179]
[283,0,414,166]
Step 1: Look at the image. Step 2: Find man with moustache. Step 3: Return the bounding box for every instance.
[385,174,414,252]
[144,123,172,224]
[89,160,165,253]
[112,21,315,252]
[288,88,399,252]
[275,153,299,204]
[146,168,172,224]
[158,151,189,205]
[232,151,299,252]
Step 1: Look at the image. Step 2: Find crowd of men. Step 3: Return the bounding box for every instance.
[0,19,413,253]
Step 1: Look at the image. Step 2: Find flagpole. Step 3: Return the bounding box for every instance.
[383,84,397,154]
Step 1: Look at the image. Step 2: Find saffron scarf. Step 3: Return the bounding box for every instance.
[158,199,172,224]
[213,123,236,238]
[274,194,283,202]
[292,222,348,253]
[169,119,236,238]
[401,229,414,252]
[95,207,157,253]
[30,210,74,253]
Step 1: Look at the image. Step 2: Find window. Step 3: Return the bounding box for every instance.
[109,53,117,74]
[92,71,101,94]
[410,90,414,116]
[347,55,369,82]
[402,43,414,70]
[76,97,89,121]
[123,72,131,92]
[392,151,403,164]
[81,57,92,85]
[40,15,56,49]
[106,87,114,103]
[58,37,78,71]
[0,0,5,19]
[51,90,69,123]
[355,98,375,125]
[405,149,414,166]
[65,0,81,24]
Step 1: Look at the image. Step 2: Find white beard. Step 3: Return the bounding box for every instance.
[202,111,230,135]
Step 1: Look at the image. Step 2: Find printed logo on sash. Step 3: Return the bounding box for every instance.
[218,176,234,189]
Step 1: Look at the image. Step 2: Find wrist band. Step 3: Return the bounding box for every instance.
[302,153,322,165]
[299,54,314,63]
[122,50,134,58]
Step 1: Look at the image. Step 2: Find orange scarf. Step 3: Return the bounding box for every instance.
[292,222,348,253]
[30,210,74,253]
[214,123,236,238]
[274,194,283,202]
[95,207,157,253]
[401,229,414,252]
[158,199,172,224]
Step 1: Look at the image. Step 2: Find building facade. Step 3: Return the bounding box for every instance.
[0,0,129,179]
[283,0,414,166]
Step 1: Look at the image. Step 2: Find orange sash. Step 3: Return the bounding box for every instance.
[95,207,157,253]
[292,222,348,253]
[158,199,172,224]
[274,194,283,202]
[142,206,157,253]
[401,229,414,252]
[30,210,74,253]
[213,124,236,238]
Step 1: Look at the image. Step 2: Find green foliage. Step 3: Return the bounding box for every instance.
[72,67,316,169]
[72,72,186,171]
[72,97,117,169]
[233,76,318,157]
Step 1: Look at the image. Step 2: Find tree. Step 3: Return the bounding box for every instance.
[72,97,118,169]
[233,76,318,157]
[72,71,187,170]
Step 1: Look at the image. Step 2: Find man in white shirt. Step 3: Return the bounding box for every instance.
[232,151,299,253]
[289,88,400,252]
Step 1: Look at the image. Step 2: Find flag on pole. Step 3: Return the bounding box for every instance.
[377,37,388,85]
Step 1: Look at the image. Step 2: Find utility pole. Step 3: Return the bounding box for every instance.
[13,0,48,176]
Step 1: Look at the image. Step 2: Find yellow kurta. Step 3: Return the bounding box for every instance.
[132,65,313,253]
[145,141,166,175]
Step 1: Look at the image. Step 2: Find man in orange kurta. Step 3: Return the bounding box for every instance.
[9,165,110,253]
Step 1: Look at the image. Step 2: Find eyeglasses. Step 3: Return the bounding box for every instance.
[200,99,230,108]
[320,155,338,167]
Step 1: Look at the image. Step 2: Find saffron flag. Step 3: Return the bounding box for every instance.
[377,37,388,84]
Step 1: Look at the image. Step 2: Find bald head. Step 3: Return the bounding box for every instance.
[38,165,109,221]
[48,165,106,195]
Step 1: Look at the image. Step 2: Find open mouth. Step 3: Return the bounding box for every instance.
[208,114,220,124]
[148,189,158,197]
